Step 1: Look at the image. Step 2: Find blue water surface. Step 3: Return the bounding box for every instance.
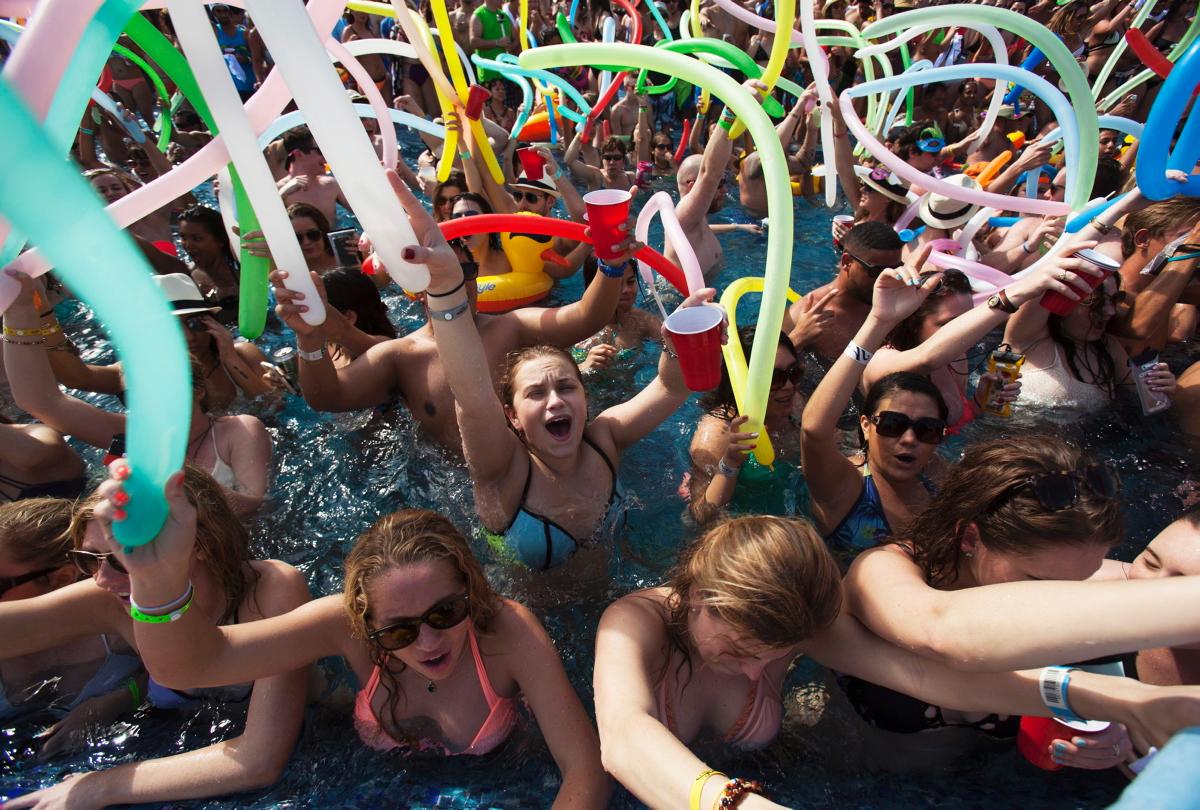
[2,125,1196,809]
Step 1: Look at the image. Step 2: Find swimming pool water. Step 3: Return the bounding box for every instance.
[2,128,1196,809]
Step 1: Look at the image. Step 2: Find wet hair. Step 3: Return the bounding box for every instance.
[701,327,798,415]
[1045,274,1123,401]
[342,510,501,743]
[178,205,238,267]
[659,515,843,687]
[1120,198,1200,258]
[287,202,332,239]
[843,220,904,255]
[898,436,1124,588]
[0,498,74,569]
[69,465,257,624]
[498,346,585,411]
[322,267,398,339]
[1091,157,1125,200]
[884,269,973,351]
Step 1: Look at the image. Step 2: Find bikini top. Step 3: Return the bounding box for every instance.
[656,663,783,750]
[0,471,88,504]
[353,623,517,756]
[824,465,937,560]
[0,635,141,720]
[483,434,628,571]
[147,606,252,709]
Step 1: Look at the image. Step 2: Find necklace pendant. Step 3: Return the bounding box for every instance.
[426,680,437,693]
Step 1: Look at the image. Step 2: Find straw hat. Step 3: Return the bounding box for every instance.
[917,174,982,230]
[510,170,561,199]
[151,273,220,316]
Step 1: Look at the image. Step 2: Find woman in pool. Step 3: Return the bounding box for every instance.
[0,467,308,809]
[448,192,512,278]
[861,255,1099,431]
[1005,262,1176,412]
[800,259,949,557]
[320,266,398,366]
[0,417,87,504]
[422,183,707,571]
[594,513,1200,809]
[287,202,339,276]
[85,473,610,807]
[686,327,807,525]
[573,258,661,374]
[179,205,241,318]
[430,170,468,223]
[4,274,272,515]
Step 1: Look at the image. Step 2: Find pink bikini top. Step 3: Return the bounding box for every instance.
[353,623,517,756]
[656,666,782,750]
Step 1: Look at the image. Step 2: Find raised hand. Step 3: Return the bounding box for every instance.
[869,244,942,325]
[384,169,464,294]
[271,268,332,338]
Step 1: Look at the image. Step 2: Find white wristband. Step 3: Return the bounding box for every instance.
[843,341,874,365]
[1039,666,1083,723]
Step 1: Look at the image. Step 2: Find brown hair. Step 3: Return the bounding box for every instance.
[1120,198,1200,258]
[0,498,75,568]
[601,136,628,156]
[498,346,584,409]
[884,269,973,352]
[342,509,502,745]
[69,465,257,623]
[661,515,843,685]
[900,436,1124,588]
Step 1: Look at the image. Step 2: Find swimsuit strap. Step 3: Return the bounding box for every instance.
[581,433,618,501]
[466,624,501,708]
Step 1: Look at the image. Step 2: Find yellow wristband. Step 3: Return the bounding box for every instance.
[3,323,61,337]
[690,769,726,810]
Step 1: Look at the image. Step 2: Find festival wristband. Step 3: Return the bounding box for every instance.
[129,585,194,624]
[843,341,874,365]
[1039,666,1084,723]
[429,299,471,322]
[689,769,726,810]
[124,676,142,711]
[297,345,327,362]
[597,259,629,278]
[132,580,194,614]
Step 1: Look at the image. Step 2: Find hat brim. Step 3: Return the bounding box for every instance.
[170,302,222,316]
[917,200,978,230]
[510,180,561,199]
[862,174,910,205]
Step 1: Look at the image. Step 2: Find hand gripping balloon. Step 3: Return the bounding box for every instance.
[635,191,706,317]
[521,43,794,464]
[0,74,189,547]
[1136,37,1200,201]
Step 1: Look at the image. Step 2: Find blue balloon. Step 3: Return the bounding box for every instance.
[1136,37,1200,200]
[1002,47,1047,105]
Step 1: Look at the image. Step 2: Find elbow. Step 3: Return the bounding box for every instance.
[920,620,995,671]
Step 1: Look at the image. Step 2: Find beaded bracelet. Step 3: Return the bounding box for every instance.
[4,323,62,337]
[717,777,765,808]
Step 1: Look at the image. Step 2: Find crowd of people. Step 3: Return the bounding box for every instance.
[1,0,1199,807]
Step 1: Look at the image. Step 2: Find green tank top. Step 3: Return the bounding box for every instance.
[473,7,510,81]
[728,455,811,519]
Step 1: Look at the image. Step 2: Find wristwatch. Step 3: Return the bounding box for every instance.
[986,290,1018,314]
[1089,218,1117,236]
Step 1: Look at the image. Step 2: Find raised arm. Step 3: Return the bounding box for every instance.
[0,579,132,659]
[675,117,732,230]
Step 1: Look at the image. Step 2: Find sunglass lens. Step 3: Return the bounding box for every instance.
[425,598,469,629]
[912,418,947,444]
[375,624,419,650]
[873,412,907,438]
[1086,463,1120,499]
[1033,473,1078,511]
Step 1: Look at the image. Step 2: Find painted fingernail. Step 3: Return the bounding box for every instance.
[1053,755,1065,765]
[1053,742,1067,754]
[114,464,130,480]
[113,508,127,522]
[1073,738,1088,748]
[402,247,416,261]
[113,490,129,507]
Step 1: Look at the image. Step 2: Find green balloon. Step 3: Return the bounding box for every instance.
[636,38,786,118]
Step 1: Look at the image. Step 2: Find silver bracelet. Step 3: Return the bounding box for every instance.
[843,341,873,365]
[717,458,740,477]
[430,299,471,322]
[297,344,326,362]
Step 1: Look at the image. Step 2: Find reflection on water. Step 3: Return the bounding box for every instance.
[2,136,1196,809]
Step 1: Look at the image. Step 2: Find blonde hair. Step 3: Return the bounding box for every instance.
[662,515,843,683]
[0,498,74,568]
[69,465,257,622]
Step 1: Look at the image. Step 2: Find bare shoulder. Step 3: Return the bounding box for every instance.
[603,586,670,630]
[243,559,312,619]
[690,413,729,458]
[234,340,268,365]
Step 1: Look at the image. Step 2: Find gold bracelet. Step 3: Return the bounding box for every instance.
[4,323,61,337]
[690,769,727,810]
[4,335,47,346]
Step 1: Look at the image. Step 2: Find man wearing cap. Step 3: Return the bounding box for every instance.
[272,174,629,451]
[276,126,351,228]
[903,173,982,260]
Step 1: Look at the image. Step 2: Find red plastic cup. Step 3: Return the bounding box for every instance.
[1039,248,1120,316]
[583,189,633,260]
[465,84,489,120]
[665,304,724,391]
[516,147,545,181]
[1017,716,1111,771]
[832,214,855,249]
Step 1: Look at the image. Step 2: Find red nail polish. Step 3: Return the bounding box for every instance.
[113,490,129,507]
[114,465,130,480]
[402,247,416,261]
[113,508,127,522]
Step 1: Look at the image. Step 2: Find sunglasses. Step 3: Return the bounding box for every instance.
[68,549,128,577]
[449,209,481,220]
[0,565,62,599]
[867,410,947,444]
[513,190,546,204]
[770,362,804,390]
[295,228,324,243]
[993,462,1121,513]
[602,153,625,161]
[435,196,455,206]
[367,594,470,651]
[844,249,891,278]
[184,315,207,332]
[653,142,672,150]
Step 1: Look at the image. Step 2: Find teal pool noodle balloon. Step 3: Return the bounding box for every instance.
[0,75,189,547]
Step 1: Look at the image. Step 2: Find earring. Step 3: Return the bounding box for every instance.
[963,551,974,558]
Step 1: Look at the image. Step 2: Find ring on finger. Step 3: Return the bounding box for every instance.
[1113,743,1121,757]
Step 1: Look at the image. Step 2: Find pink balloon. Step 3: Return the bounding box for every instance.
[928,250,1013,288]
[837,91,1071,217]
[712,0,803,45]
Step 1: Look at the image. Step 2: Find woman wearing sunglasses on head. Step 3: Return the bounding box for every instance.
[686,328,809,526]
[287,202,339,276]
[0,467,309,809]
[448,193,512,278]
[800,252,949,560]
[840,435,1200,770]
[596,512,1200,809]
[80,471,611,808]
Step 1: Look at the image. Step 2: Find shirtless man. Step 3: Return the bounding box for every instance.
[275,171,627,451]
[565,134,638,192]
[607,75,643,141]
[738,91,818,219]
[276,126,350,227]
[785,221,904,365]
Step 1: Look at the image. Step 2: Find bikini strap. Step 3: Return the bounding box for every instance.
[581,433,619,502]
[466,623,501,707]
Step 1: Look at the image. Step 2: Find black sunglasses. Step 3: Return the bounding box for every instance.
[844,249,891,278]
[0,565,62,598]
[995,462,1121,513]
[653,142,672,150]
[367,594,470,651]
[867,410,947,444]
[513,190,546,204]
[770,362,804,390]
[295,228,324,243]
[449,209,481,220]
[602,153,625,161]
[68,549,128,577]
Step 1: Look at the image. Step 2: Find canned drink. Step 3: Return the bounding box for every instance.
[272,346,299,384]
[978,346,1026,418]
